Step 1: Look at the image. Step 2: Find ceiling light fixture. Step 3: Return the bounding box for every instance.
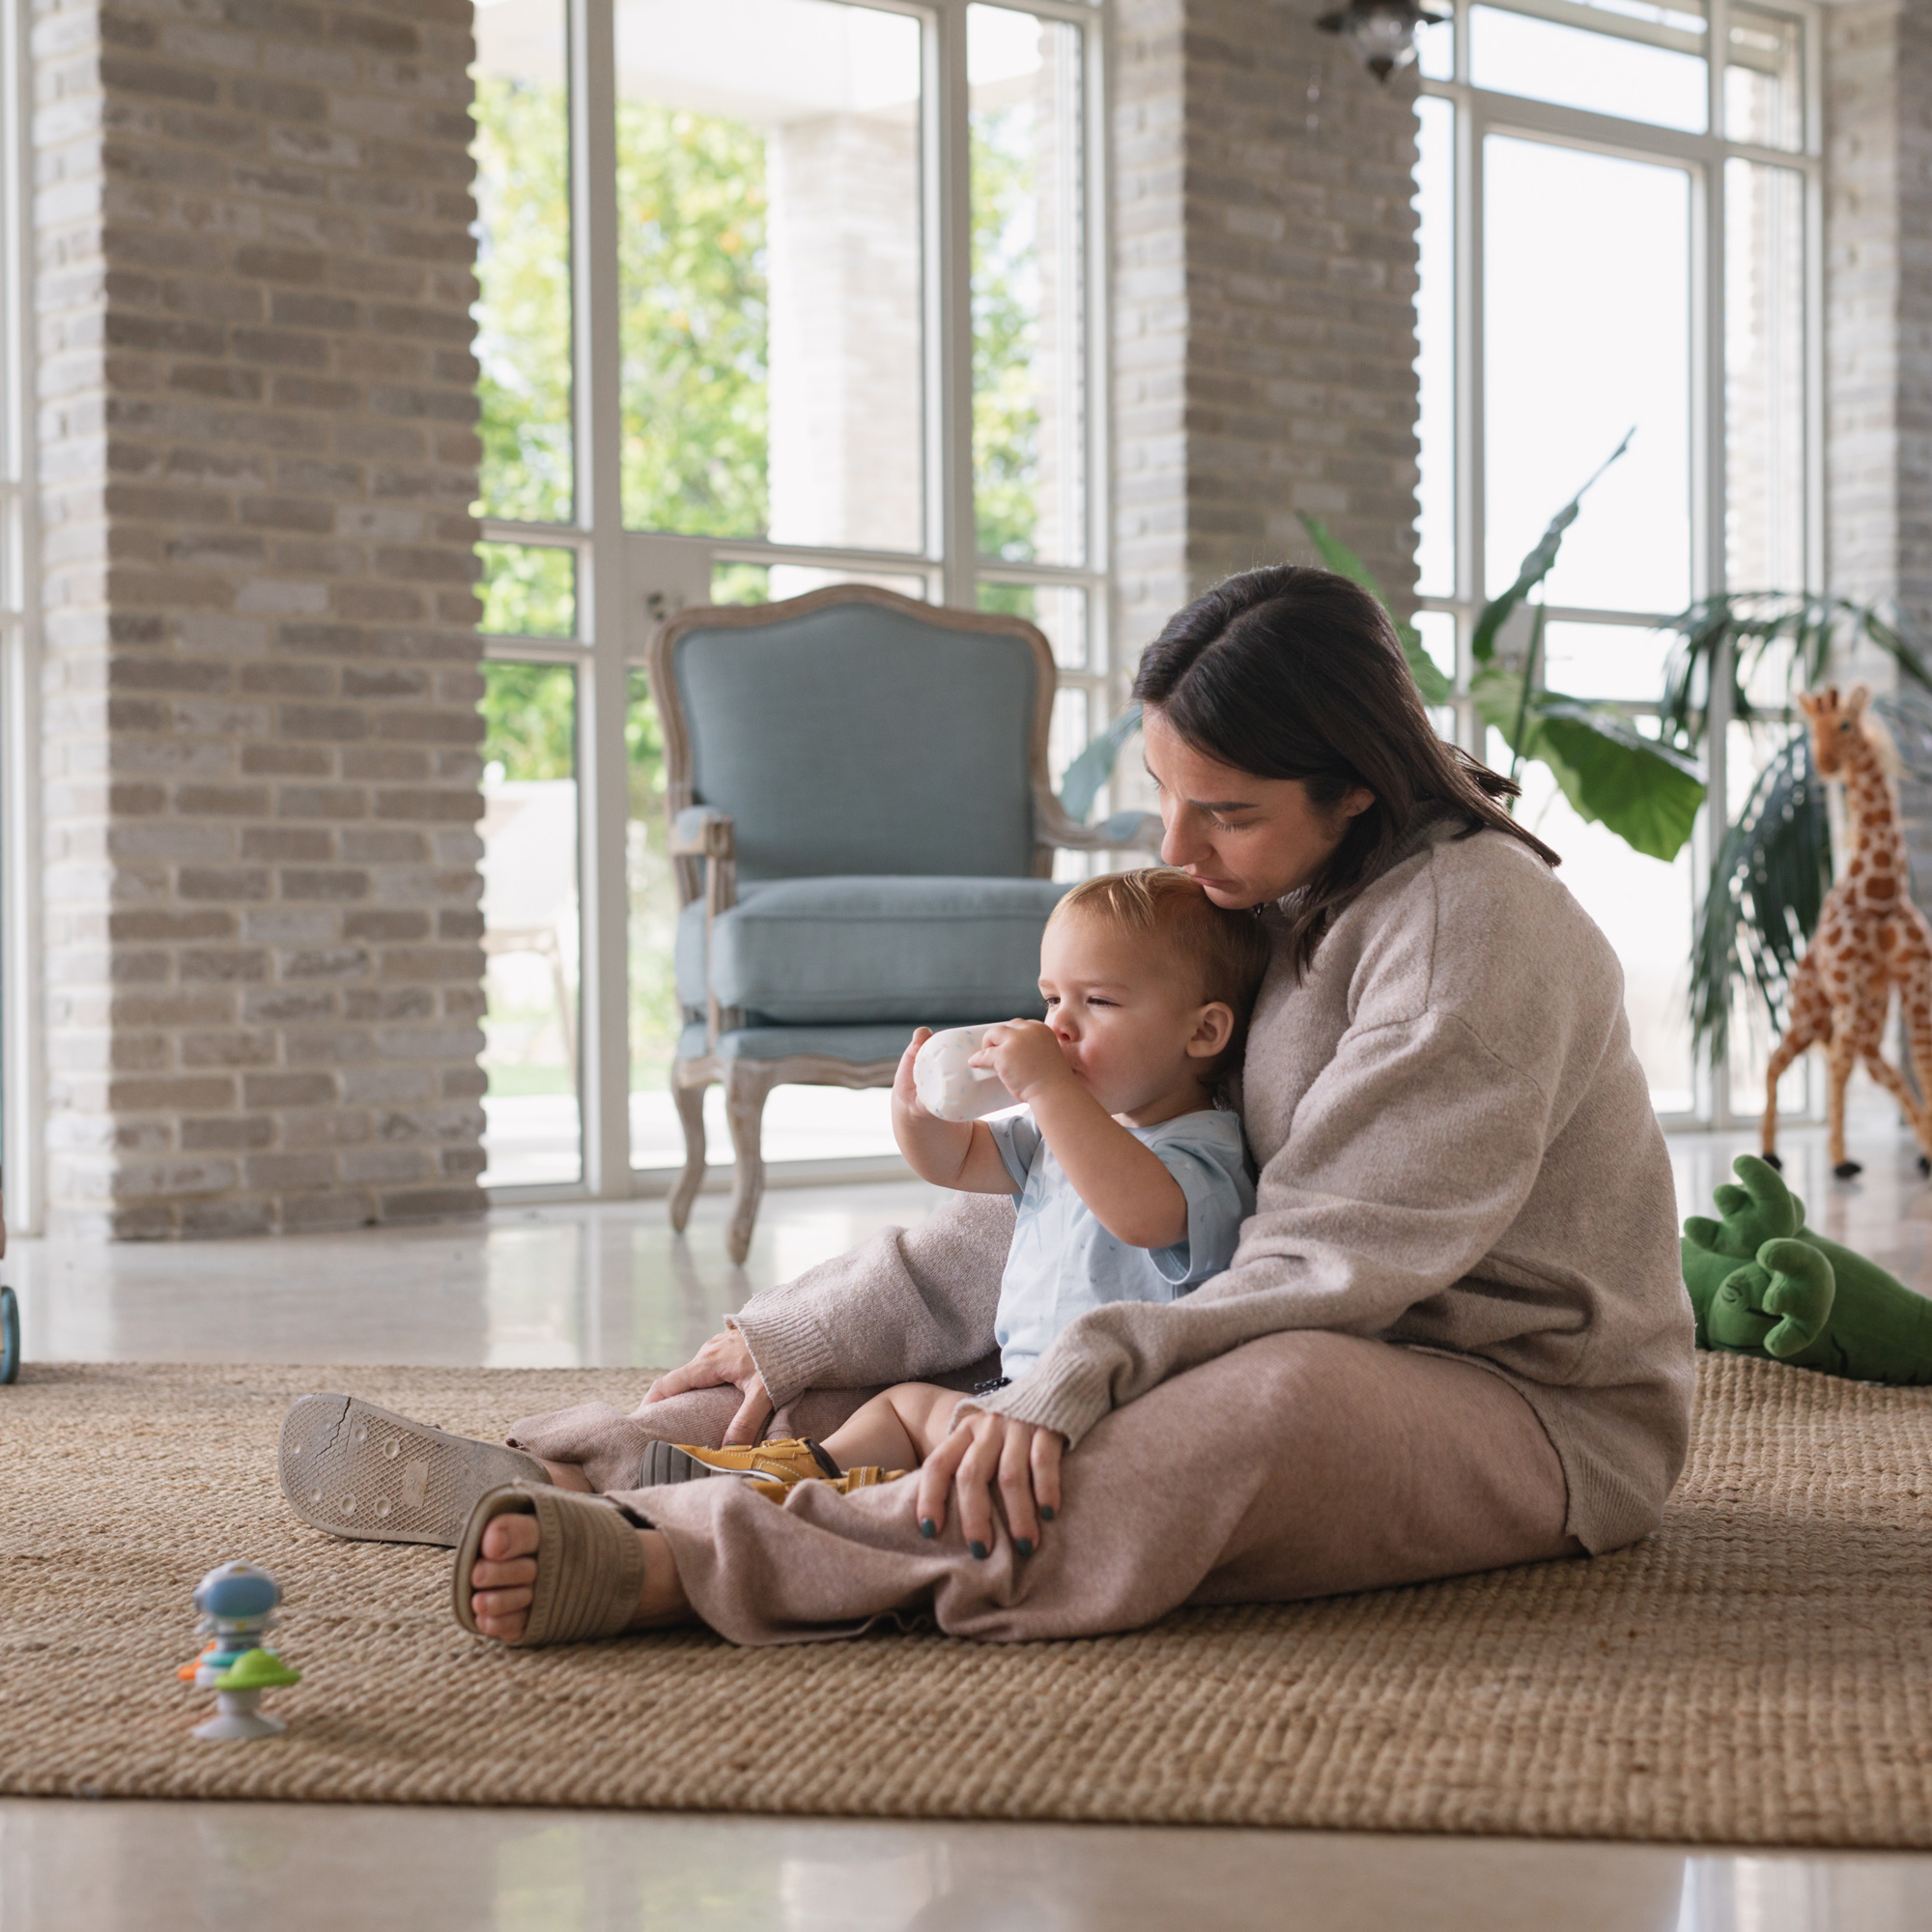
[1317,0,1445,80]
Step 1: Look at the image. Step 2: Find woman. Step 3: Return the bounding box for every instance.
[295,566,1695,1646]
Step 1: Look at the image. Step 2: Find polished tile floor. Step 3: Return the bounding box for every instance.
[6,1112,1932,1932]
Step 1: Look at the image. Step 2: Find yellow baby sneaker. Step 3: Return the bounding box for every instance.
[638,1436,843,1488]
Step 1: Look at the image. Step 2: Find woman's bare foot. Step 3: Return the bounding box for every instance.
[469,1516,690,1642]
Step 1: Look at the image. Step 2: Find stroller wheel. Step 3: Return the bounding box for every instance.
[0,1284,17,1384]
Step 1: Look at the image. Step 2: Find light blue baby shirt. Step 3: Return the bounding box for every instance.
[985,1107,1255,1379]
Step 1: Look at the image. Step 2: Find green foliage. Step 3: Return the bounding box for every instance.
[710,563,770,607]
[1690,730,1828,1062]
[476,542,576,639]
[1457,436,1706,864]
[1472,668,1705,862]
[973,105,1043,563]
[1298,471,1704,865]
[1468,430,1633,669]
[1295,514,1452,704]
[976,581,1037,619]
[473,75,574,525]
[1060,705,1145,824]
[480,662,575,781]
[625,682,667,823]
[1660,593,1932,746]
[616,103,771,535]
[474,78,771,540]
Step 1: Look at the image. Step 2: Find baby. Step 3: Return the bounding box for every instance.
[651,867,1273,1492]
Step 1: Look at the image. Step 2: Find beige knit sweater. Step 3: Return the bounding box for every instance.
[732,818,1696,1554]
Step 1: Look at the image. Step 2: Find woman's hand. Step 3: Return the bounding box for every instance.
[916,1407,1065,1558]
[640,1329,773,1445]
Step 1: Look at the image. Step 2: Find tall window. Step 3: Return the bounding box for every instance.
[1412,0,1819,1122]
[471,0,1107,1192]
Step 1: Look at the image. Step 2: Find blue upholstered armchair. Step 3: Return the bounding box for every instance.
[647,584,1161,1262]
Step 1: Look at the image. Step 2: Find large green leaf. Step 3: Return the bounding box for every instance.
[1470,429,1634,667]
[1690,729,1828,1058]
[1531,698,1706,862]
[1058,702,1145,823]
[1295,512,1453,704]
[1472,666,1706,862]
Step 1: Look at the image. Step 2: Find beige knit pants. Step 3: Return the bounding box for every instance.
[505,1331,1580,1646]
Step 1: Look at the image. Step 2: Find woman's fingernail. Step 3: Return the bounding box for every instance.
[1014,1537,1034,1558]
[920,1519,936,1539]
[1040,1506,1056,1522]
[970,1540,988,1560]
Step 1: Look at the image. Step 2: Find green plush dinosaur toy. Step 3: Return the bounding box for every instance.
[1682,1153,1932,1383]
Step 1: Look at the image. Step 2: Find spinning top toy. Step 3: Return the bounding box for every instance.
[177,1561,301,1742]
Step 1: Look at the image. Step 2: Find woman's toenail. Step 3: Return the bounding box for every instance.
[970,1540,988,1560]
[1014,1537,1033,1558]
[919,1519,936,1539]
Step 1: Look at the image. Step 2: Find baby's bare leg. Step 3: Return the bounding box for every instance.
[540,1460,594,1492]
[820,1381,965,1471]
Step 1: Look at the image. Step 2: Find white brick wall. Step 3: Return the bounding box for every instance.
[1112,0,1422,660]
[31,0,486,1236]
[1826,0,1932,623]
[1825,0,1932,887]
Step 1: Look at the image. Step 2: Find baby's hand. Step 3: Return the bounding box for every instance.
[893,1028,935,1119]
[972,1020,1070,1103]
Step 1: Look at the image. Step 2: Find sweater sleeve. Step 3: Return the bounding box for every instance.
[729,1188,1015,1406]
[961,1006,1555,1447]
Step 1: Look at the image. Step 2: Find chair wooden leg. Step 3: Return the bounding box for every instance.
[724,1060,778,1266]
[668,1064,710,1234]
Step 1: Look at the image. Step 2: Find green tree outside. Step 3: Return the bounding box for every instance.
[972,101,1044,566]
[616,104,771,536]
[473,73,573,526]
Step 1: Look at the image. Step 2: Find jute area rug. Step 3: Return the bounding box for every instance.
[2,1355,1928,1845]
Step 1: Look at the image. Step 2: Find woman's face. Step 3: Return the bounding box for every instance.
[1143,707,1375,909]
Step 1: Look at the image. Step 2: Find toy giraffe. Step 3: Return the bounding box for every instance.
[1763,684,1932,1179]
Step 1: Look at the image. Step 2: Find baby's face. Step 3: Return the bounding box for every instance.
[1037,912,1223,1118]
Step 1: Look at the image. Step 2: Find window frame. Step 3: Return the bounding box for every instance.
[1415,0,1824,1126]
[476,0,1113,1199]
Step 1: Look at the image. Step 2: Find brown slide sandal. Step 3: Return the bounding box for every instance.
[452,1485,647,1648]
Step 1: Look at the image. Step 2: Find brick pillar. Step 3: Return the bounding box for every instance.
[32,0,487,1236]
[1825,0,1932,884]
[1112,0,1422,661]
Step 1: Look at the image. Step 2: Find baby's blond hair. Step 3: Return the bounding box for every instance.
[1048,867,1273,1079]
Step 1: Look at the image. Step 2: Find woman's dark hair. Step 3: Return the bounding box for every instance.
[1131,564,1559,973]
